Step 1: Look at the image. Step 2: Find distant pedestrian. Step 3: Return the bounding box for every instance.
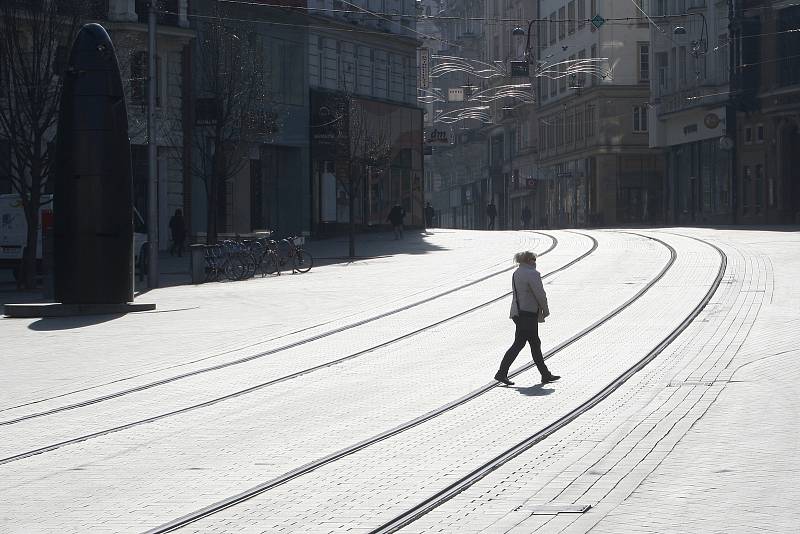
[521,206,532,229]
[424,202,435,229]
[494,251,560,386]
[169,208,186,257]
[486,202,497,230]
[387,203,406,240]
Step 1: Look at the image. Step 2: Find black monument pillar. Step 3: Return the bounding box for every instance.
[54,23,134,304]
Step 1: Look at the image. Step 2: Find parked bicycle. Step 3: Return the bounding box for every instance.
[269,235,313,274]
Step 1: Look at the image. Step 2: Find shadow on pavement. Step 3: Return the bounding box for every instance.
[27,313,125,331]
[514,384,555,397]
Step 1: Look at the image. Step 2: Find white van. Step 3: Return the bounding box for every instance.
[0,194,52,274]
[0,194,147,279]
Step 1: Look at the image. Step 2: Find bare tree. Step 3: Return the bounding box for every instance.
[326,94,391,258]
[188,3,272,244]
[0,0,87,288]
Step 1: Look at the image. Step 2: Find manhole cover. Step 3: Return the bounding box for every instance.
[521,504,591,515]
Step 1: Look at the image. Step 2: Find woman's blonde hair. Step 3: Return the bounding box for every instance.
[514,251,537,264]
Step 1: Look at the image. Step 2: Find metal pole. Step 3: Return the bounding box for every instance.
[147,2,159,287]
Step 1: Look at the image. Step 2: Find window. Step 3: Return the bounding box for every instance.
[742,165,751,213]
[718,34,729,83]
[755,164,763,213]
[778,7,800,87]
[688,0,706,7]
[0,138,10,194]
[590,0,597,31]
[633,106,648,132]
[0,42,7,98]
[756,124,764,143]
[745,127,752,144]
[578,0,586,28]
[591,44,598,85]
[130,51,161,107]
[656,52,668,94]
[576,110,584,140]
[559,7,566,40]
[566,112,573,143]
[550,76,557,96]
[550,13,557,45]
[578,49,586,86]
[568,1,576,34]
[540,122,547,150]
[679,46,687,87]
[586,105,595,137]
[559,62,567,92]
[638,43,649,82]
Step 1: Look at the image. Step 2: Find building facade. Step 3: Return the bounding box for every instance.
[734,0,800,224]
[537,0,663,227]
[648,0,733,225]
[307,0,424,235]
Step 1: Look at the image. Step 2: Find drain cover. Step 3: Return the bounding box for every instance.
[522,504,591,515]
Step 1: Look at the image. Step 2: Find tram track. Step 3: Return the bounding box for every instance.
[0,232,561,425]
[143,231,699,534]
[368,234,727,534]
[0,232,599,466]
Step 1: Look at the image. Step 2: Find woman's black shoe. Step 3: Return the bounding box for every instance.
[541,374,561,384]
[494,373,515,386]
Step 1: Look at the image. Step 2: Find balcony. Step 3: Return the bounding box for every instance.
[653,85,730,117]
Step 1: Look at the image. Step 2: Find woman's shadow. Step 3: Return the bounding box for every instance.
[513,384,556,397]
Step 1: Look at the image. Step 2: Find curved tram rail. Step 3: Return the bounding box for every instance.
[143,232,714,534]
[0,233,564,425]
[0,233,600,466]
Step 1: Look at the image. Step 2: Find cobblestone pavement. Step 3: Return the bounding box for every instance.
[1,228,797,533]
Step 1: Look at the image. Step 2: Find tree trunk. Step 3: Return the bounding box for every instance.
[22,159,44,289]
[348,171,356,259]
[22,209,39,289]
[207,179,218,245]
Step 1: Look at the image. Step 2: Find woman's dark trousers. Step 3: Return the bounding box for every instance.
[497,317,550,379]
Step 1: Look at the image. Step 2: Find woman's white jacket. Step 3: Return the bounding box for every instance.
[509,264,549,319]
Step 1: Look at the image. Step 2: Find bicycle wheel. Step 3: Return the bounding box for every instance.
[224,256,247,281]
[242,252,257,279]
[259,251,278,276]
[292,250,313,273]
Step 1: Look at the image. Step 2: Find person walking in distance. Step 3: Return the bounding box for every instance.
[494,251,560,386]
[521,205,532,229]
[424,201,435,229]
[387,203,406,239]
[486,201,497,230]
[168,208,186,257]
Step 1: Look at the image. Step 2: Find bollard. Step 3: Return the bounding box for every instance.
[190,244,206,284]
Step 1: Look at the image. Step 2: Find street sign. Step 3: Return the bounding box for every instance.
[591,14,605,29]
[418,48,430,90]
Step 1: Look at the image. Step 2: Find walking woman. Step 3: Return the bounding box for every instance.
[494,251,560,386]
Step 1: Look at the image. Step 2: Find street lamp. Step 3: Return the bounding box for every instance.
[510,22,539,77]
[672,12,709,58]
